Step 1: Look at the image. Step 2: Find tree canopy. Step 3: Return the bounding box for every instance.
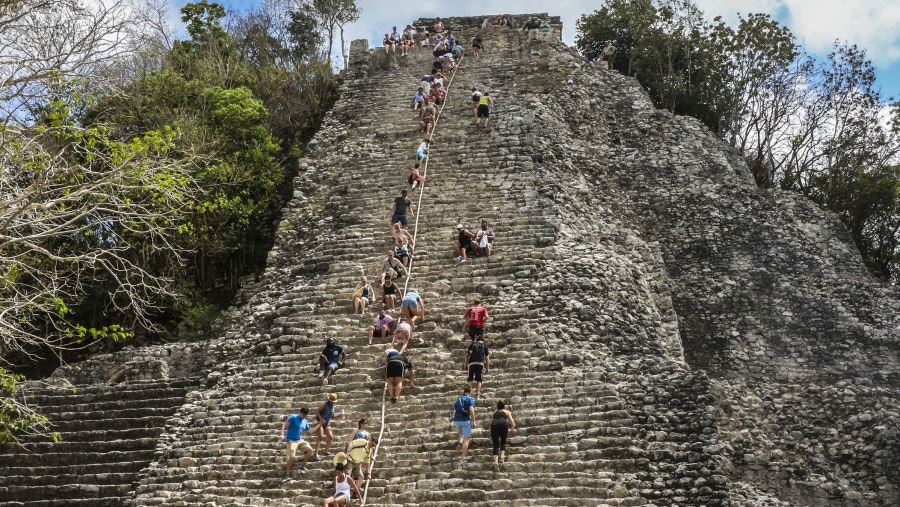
[578,0,899,283]
[0,0,347,443]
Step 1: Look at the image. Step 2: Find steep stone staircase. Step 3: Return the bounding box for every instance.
[0,378,198,507]
[122,20,728,507]
[4,13,895,507]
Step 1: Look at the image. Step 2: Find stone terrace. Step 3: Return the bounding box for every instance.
[0,12,897,507]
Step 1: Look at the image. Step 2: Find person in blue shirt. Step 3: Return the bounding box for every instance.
[452,385,476,465]
[317,337,346,386]
[279,407,322,481]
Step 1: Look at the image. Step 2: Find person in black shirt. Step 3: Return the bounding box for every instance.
[389,189,414,229]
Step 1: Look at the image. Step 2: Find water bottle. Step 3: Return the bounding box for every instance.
[341,408,346,420]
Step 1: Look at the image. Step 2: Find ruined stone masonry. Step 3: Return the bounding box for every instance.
[1,14,897,507]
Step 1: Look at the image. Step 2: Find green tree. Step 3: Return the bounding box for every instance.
[311,0,360,69]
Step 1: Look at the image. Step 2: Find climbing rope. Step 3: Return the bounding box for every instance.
[362,45,465,507]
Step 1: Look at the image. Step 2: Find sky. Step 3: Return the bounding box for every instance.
[168,0,900,100]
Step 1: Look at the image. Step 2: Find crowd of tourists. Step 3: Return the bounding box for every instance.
[278,16,528,505]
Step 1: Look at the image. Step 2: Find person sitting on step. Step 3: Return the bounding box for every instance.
[472,219,495,257]
[368,308,394,344]
[415,138,430,161]
[391,222,415,255]
[430,83,445,106]
[411,86,427,111]
[432,70,447,90]
[381,275,401,310]
[317,338,346,386]
[438,52,456,71]
[351,276,373,314]
[382,33,396,54]
[408,161,426,190]
[419,73,434,95]
[419,100,435,134]
[453,223,476,263]
[380,250,407,285]
[322,462,361,507]
[393,237,412,268]
[389,26,401,48]
[390,188,414,228]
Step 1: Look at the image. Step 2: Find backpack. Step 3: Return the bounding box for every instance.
[468,341,486,363]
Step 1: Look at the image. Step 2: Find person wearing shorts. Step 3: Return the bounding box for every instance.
[385,347,416,402]
[280,407,322,481]
[318,337,346,386]
[416,138,430,160]
[392,319,412,353]
[462,298,489,340]
[346,436,376,487]
[390,189,414,227]
[477,92,494,127]
[452,385,476,464]
[368,310,393,344]
[323,463,361,507]
[381,274,401,308]
[313,393,339,459]
[400,290,424,329]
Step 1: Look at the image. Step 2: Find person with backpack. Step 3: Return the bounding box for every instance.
[462,298,489,341]
[470,34,483,57]
[464,335,490,397]
[452,385,476,465]
[380,250,407,285]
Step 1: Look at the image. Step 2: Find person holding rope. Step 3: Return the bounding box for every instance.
[400,289,424,330]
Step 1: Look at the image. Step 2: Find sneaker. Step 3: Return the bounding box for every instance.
[282,476,293,483]
[312,454,320,461]
[459,458,468,465]
[459,258,466,263]
[454,256,461,261]
[317,372,324,377]
[322,378,329,386]
[390,397,397,403]
[298,466,309,473]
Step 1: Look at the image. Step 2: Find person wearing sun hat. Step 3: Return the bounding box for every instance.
[453,223,476,263]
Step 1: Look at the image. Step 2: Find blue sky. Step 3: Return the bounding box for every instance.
[169,0,900,101]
